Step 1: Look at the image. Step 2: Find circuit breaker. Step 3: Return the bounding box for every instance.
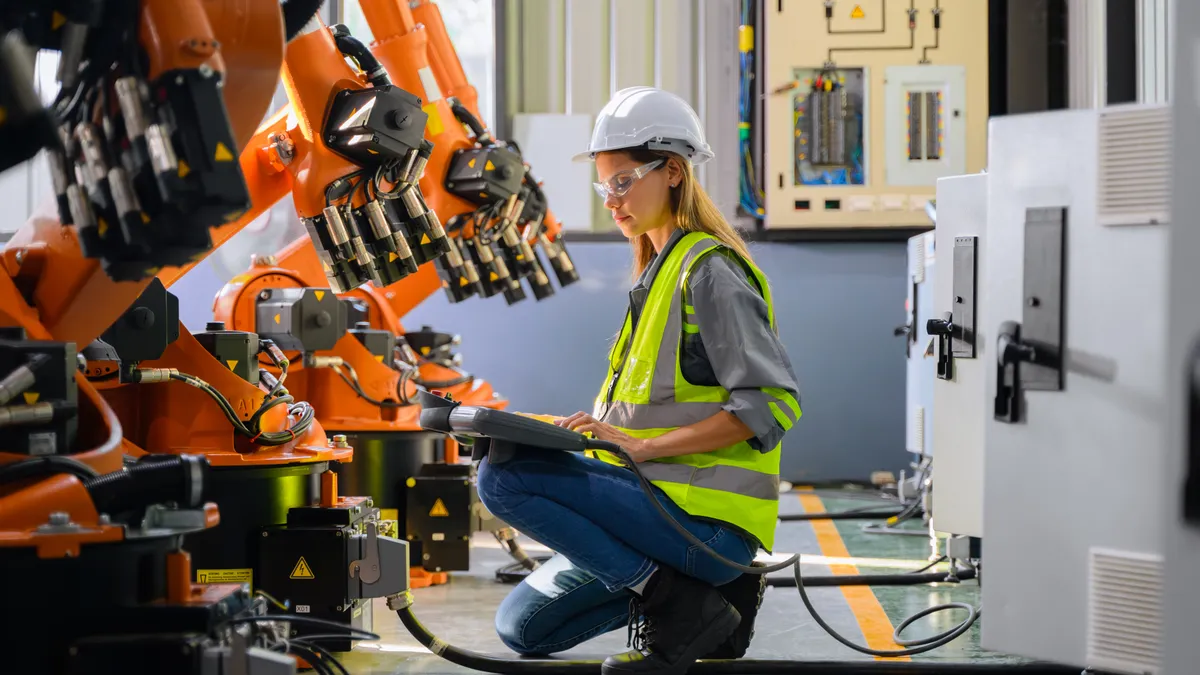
[764,0,987,229]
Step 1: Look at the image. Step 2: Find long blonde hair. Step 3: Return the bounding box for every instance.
[623,148,756,279]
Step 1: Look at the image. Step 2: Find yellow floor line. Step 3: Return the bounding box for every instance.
[797,491,911,662]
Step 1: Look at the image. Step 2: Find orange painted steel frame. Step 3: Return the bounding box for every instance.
[0,0,285,554]
[406,0,572,243]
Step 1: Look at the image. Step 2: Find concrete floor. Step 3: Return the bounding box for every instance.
[333,490,1018,674]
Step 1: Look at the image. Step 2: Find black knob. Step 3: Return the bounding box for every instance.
[927,313,953,336]
[314,311,332,328]
[355,321,371,330]
[206,321,225,332]
[129,307,155,329]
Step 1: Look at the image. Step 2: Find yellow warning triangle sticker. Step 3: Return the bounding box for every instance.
[850,4,865,18]
[389,252,398,262]
[274,314,281,324]
[485,160,495,171]
[141,212,151,224]
[23,392,38,404]
[289,556,315,579]
[468,157,477,169]
[314,290,325,301]
[489,271,499,281]
[429,498,449,517]
[98,218,108,237]
[52,11,67,29]
[374,354,385,362]
[420,346,431,355]
[459,276,469,286]
[178,160,190,178]
[214,142,233,162]
[420,233,431,245]
[226,360,238,371]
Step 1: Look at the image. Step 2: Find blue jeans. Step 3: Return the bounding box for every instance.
[475,447,758,656]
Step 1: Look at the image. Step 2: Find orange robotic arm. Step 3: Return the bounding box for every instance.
[392,0,580,289]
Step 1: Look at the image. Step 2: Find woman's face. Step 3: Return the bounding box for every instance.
[594,152,680,238]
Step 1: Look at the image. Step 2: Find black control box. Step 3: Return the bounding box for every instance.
[255,287,346,354]
[405,463,472,573]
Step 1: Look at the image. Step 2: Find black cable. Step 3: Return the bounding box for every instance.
[219,614,379,642]
[448,98,491,143]
[778,503,912,521]
[289,640,350,675]
[287,645,336,675]
[332,32,389,87]
[392,601,1085,674]
[766,567,974,588]
[333,363,409,409]
[0,454,100,486]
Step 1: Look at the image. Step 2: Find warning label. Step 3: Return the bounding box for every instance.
[197,568,253,586]
[851,4,865,19]
[290,557,315,580]
[429,498,450,517]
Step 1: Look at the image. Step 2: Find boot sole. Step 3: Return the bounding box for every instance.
[600,605,742,675]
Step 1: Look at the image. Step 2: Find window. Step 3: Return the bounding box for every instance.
[341,0,496,127]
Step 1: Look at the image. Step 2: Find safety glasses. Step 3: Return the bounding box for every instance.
[593,159,663,200]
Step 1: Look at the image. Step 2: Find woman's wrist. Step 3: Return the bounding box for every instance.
[634,436,658,460]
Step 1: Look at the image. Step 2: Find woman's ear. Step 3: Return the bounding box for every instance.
[666,157,684,188]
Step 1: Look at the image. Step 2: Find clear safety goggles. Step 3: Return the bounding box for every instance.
[593,159,663,200]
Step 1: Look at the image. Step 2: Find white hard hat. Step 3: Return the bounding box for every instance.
[573,86,714,165]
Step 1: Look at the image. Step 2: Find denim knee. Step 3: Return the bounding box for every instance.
[474,456,508,515]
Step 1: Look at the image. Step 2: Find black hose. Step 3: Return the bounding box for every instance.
[391,598,1090,674]
[332,31,389,87]
[0,454,100,486]
[448,98,491,144]
[766,567,975,588]
[778,507,910,521]
[281,0,325,41]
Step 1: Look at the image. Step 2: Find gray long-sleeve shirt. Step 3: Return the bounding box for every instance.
[628,230,802,450]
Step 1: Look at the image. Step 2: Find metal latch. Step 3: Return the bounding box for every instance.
[349,520,381,585]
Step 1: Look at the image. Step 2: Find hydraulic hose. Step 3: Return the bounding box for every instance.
[82,454,209,516]
[331,28,389,87]
[765,567,975,588]
[390,592,1084,675]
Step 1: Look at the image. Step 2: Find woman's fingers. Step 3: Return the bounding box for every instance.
[564,413,595,431]
[555,411,589,427]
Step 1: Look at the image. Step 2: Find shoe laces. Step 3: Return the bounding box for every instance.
[625,597,658,652]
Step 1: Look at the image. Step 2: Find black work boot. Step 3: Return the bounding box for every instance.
[601,567,741,675]
[704,562,767,659]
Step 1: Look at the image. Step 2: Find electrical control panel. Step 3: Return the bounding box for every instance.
[764,0,987,229]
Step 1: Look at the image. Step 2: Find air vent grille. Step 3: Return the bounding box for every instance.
[1097,105,1170,227]
[910,405,925,454]
[1086,547,1163,675]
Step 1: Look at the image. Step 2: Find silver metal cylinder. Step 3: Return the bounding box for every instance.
[145,124,178,175]
[364,200,392,240]
[108,167,141,216]
[115,77,148,138]
[66,184,94,228]
[409,153,429,183]
[399,185,423,218]
[472,237,495,263]
[352,236,381,284]
[75,124,108,186]
[442,238,465,267]
[0,365,37,406]
[323,205,351,246]
[391,231,414,259]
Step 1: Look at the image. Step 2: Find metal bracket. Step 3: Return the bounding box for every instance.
[994,207,1067,423]
[927,312,955,380]
[349,520,381,585]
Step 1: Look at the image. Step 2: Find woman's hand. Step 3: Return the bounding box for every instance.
[556,412,655,463]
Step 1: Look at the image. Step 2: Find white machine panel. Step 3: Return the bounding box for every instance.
[884,65,967,187]
[981,106,1167,674]
[930,172,987,539]
[904,232,936,459]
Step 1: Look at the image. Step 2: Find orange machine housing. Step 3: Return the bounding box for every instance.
[0,0,286,551]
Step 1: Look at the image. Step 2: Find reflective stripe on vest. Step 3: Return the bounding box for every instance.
[593,231,782,551]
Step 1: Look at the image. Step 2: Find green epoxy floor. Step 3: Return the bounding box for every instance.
[334,489,1029,673]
